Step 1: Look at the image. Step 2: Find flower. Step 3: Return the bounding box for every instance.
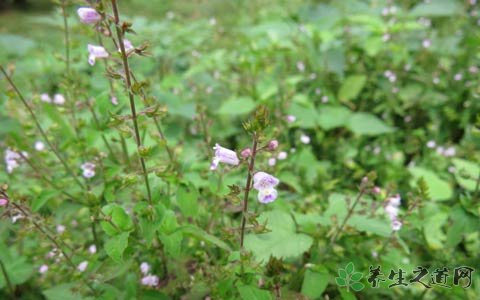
[81,162,96,178]
[454,73,463,81]
[391,220,402,231]
[210,144,239,170]
[140,262,150,275]
[240,148,251,159]
[422,39,431,49]
[257,187,278,204]
[77,7,101,24]
[88,244,97,254]
[296,61,305,72]
[0,198,8,206]
[87,44,109,66]
[5,148,26,173]
[39,264,49,274]
[253,172,279,190]
[40,93,51,103]
[300,134,311,144]
[268,158,276,166]
[56,225,66,234]
[53,94,65,105]
[119,39,134,52]
[426,140,436,148]
[384,194,402,231]
[78,261,88,272]
[111,95,118,105]
[286,115,296,123]
[141,274,159,287]
[277,151,287,160]
[267,140,278,151]
[35,141,45,151]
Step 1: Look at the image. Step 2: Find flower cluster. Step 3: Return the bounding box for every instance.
[40,93,65,105]
[253,172,279,204]
[140,262,159,287]
[384,194,402,231]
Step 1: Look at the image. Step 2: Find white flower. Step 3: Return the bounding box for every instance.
[433,77,440,85]
[40,93,52,103]
[300,134,311,144]
[321,96,329,103]
[253,172,279,190]
[454,73,463,81]
[209,17,217,26]
[56,224,66,234]
[277,151,287,160]
[81,162,96,178]
[77,7,102,24]
[53,93,65,105]
[296,61,305,72]
[87,44,109,66]
[443,146,456,157]
[35,141,45,151]
[78,261,88,272]
[391,219,402,231]
[39,264,49,274]
[88,244,97,254]
[268,158,276,166]
[140,262,150,275]
[286,115,296,123]
[5,148,25,173]
[141,274,159,287]
[210,144,239,170]
[12,214,23,223]
[426,140,436,148]
[422,39,431,49]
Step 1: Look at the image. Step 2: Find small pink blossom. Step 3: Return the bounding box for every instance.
[39,264,49,274]
[78,261,88,272]
[53,93,65,105]
[140,262,150,275]
[0,198,8,206]
[286,115,296,123]
[240,148,252,159]
[35,141,45,151]
[422,39,431,49]
[253,172,279,190]
[88,245,97,254]
[141,274,159,287]
[210,144,239,170]
[81,162,96,178]
[40,93,51,103]
[277,151,287,160]
[257,188,278,204]
[268,158,276,166]
[267,140,278,151]
[56,225,66,234]
[300,134,311,144]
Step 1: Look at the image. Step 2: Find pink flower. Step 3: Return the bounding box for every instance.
[77,7,101,24]
[140,262,150,275]
[39,264,49,274]
[0,198,8,206]
[141,274,159,287]
[77,261,88,272]
[257,188,278,204]
[35,141,45,151]
[268,158,276,166]
[286,115,296,123]
[422,39,431,49]
[300,134,311,144]
[372,186,381,194]
[87,44,109,66]
[277,151,287,160]
[81,162,96,178]
[40,93,51,103]
[53,93,65,105]
[56,225,66,234]
[267,140,278,151]
[88,245,97,254]
[210,144,239,170]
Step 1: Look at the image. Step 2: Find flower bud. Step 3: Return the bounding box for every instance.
[240,148,252,158]
[267,140,278,151]
[0,198,8,206]
[77,7,102,24]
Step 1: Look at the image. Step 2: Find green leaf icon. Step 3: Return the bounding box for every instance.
[345,262,354,275]
[351,282,365,291]
[351,272,363,281]
[335,277,347,286]
[338,268,347,279]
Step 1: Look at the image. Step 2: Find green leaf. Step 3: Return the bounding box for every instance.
[0,256,33,288]
[101,204,133,235]
[347,215,391,237]
[409,167,453,201]
[105,232,130,263]
[0,34,35,56]
[317,105,352,130]
[345,262,354,274]
[301,269,329,298]
[338,75,366,101]
[335,277,347,286]
[176,184,199,218]
[350,282,365,292]
[338,269,347,279]
[237,284,273,300]
[347,113,394,135]
[217,97,256,116]
[178,225,232,251]
[410,0,462,17]
[287,101,319,129]
[244,210,313,263]
[32,189,60,212]
[452,158,479,191]
[43,284,86,300]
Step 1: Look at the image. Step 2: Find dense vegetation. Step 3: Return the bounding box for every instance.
[0,0,479,299]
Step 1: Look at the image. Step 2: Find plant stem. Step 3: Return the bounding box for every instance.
[0,259,14,296]
[0,66,85,190]
[110,0,152,204]
[60,0,70,73]
[11,203,97,294]
[329,186,367,247]
[240,134,258,248]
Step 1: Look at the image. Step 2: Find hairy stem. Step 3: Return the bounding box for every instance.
[329,185,367,247]
[110,0,152,204]
[0,66,85,190]
[240,134,258,248]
